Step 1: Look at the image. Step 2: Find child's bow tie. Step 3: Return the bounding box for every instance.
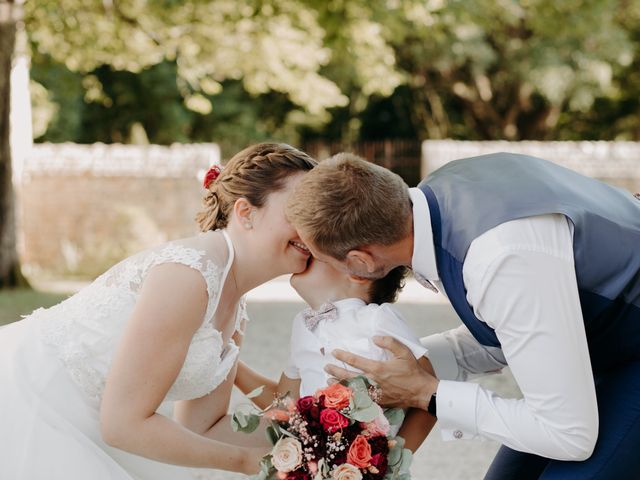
[301,302,338,331]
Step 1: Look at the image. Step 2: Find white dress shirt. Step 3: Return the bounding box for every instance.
[284,298,427,397]
[409,187,599,461]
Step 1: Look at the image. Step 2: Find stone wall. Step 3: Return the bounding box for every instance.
[17,143,220,278]
[422,140,640,193]
[16,141,640,279]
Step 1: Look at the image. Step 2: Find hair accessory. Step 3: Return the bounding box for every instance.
[203,165,223,189]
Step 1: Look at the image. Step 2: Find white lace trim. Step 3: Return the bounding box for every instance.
[37,236,248,407]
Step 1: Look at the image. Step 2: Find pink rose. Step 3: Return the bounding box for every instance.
[332,463,363,480]
[271,437,303,473]
[316,383,353,410]
[347,435,372,469]
[363,405,390,437]
[265,409,290,422]
[320,409,350,432]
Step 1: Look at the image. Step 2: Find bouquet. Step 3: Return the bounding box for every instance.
[232,376,413,480]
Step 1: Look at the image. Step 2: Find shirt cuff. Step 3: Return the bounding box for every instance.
[436,380,481,441]
[420,333,460,381]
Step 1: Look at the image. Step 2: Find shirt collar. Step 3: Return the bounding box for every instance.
[409,187,439,282]
[332,298,367,312]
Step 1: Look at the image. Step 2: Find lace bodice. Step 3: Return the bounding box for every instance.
[34,230,248,409]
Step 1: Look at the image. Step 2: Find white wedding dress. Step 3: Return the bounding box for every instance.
[0,230,248,480]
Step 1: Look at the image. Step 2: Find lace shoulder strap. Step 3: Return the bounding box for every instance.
[99,231,231,328]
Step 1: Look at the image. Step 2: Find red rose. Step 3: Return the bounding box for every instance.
[297,396,315,413]
[286,471,311,480]
[347,434,372,468]
[370,453,388,476]
[368,435,390,456]
[319,408,349,432]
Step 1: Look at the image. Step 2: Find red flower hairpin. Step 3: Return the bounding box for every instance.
[203,165,223,189]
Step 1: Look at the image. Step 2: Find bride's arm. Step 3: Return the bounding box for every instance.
[174,363,238,434]
[100,263,261,474]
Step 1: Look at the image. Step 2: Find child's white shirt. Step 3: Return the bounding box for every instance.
[284,298,428,397]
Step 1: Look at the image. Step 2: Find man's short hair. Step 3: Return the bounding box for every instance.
[286,153,412,259]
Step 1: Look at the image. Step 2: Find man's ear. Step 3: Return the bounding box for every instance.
[345,249,376,274]
[232,197,256,228]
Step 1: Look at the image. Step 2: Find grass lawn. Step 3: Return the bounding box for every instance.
[0,289,69,326]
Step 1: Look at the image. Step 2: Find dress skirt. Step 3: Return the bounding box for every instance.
[0,318,212,480]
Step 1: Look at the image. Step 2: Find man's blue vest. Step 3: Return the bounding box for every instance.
[418,152,640,372]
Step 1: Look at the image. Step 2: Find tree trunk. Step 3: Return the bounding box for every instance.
[0,0,27,288]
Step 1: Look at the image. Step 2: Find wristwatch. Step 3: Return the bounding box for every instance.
[427,392,437,418]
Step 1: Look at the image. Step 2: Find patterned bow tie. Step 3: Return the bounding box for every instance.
[413,271,439,293]
[301,302,338,332]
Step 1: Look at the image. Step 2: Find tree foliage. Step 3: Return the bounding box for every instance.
[25,0,640,148]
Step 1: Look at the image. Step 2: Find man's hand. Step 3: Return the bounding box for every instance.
[325,336,439,410]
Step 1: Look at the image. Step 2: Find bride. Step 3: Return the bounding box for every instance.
[0,143,316,479]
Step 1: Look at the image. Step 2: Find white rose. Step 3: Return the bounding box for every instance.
[271,437,303,473]
[332,463,363,480]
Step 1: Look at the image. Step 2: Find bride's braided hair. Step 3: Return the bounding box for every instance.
[196,143,317,231]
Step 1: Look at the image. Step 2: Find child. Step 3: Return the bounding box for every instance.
[235,259,436,452]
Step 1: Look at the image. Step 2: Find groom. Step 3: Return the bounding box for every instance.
[285,151,640,479]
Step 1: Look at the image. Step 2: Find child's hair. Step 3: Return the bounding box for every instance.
[368,266,409,304]
[196,143,317,231]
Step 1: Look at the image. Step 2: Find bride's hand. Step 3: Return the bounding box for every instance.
[325,335,439,410]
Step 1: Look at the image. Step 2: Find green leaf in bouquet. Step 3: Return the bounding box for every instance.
[344,375,370,393]
[249,456,274,480]
[393,435,406,449]
[384,408,405,426]
[399,448,413,473]
[246,385,265,399]
[388,444,402,467]
[349,402,380,422]
[279,427,298,439]
[265,424,281,446]
[318,458,330,478]
[387,437,406,467]
[231,410,261,433]
[353,389,374,408]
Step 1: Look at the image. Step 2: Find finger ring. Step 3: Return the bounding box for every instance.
[369,385,382,403]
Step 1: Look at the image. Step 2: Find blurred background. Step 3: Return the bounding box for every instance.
[1,1,640,478]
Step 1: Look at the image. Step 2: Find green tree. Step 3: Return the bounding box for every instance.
[383,0,633,140]
[25,0,640,145]
[26,0,350,124]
